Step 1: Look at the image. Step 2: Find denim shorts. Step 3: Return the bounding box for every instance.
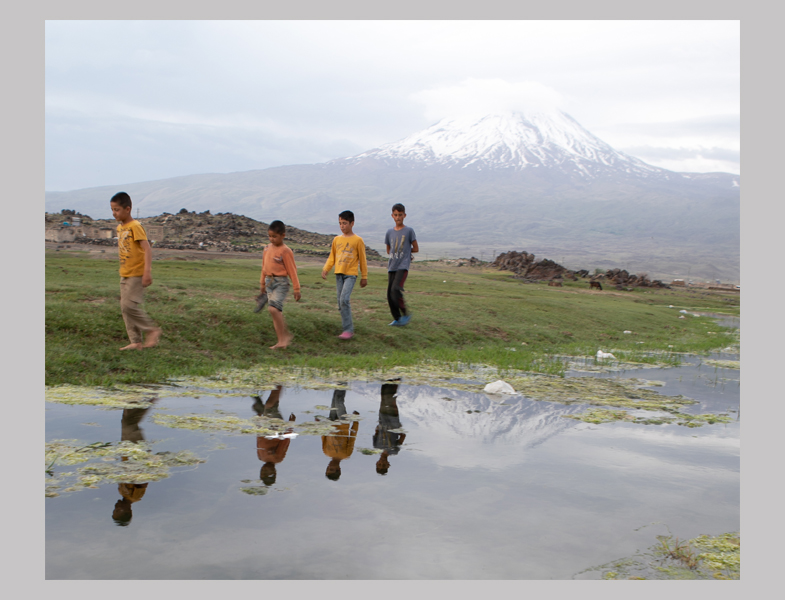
[265,276,290,312]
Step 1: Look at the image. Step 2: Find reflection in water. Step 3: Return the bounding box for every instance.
[321,388,359,481]
[253,385,296,486]
[113,401,155,526]
[374,381,406,475]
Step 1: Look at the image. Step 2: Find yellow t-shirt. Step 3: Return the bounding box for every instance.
[323,234,368,278]
[117,220,148,278]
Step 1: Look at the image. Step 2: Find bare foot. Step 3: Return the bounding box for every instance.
[142,328,162,348]
[270,334,293,350]
[120,343,142,351]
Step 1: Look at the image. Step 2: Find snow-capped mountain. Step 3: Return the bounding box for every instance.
[336,110,668,180]
[45,109,739,280]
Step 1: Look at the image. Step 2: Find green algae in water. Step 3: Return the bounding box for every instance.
[564,407,733,428]
[45,439,205,498]
[358,448,383,455]
[703,359,740,370]
[45,359,731,431]
[239,487,269,496]
[45,358,702,409]
[579,531,740,580]
[150,412,346,437]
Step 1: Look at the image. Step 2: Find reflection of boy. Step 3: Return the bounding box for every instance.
[321,389,359,481]
[113,401,155,526]
[253,386,295,486]
[113,484,148,526]
[373,383,406,475]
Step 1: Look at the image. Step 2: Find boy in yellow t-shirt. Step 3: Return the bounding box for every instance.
[321,210,368,340]
[110,192,162,350]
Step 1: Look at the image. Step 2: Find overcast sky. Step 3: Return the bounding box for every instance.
[45,20,740,191]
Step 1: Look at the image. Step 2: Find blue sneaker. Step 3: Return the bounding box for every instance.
[397,315,411,326]
[388,320,399,326]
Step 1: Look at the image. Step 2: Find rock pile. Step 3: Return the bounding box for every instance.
[491,251,579,282]
[46,209,383,259]
[600,269,670,289]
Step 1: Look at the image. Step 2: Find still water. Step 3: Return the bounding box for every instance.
[46,354,739,579]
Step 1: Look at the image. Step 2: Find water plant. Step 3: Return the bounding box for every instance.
[578,531,740,580]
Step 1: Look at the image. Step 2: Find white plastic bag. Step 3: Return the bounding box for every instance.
[483,380,516,394]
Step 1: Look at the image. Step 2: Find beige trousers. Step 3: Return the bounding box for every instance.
[120,277,158,344]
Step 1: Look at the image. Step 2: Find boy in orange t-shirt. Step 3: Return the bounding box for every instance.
[110,192,162,350]
[259,220,301,349]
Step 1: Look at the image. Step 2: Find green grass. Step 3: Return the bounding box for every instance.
[45,250,739,386]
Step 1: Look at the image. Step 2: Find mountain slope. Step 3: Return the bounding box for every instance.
[45,110,739,280]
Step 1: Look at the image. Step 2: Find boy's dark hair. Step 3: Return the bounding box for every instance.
[391,203,406,213]
[338,210,355,223]
[111,192,132,208]
[268,220,286,235]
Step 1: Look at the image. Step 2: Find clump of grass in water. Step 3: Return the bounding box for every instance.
[579,531,740,580]
[45,439,204,498]
[150,412,343,437]
[564,407,733,428]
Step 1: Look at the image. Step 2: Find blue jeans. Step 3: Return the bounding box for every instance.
[336,274,357,333]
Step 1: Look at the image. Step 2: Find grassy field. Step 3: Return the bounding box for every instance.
[45,248,739,387]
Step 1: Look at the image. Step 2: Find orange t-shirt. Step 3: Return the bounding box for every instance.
[117,220,148,278]
[260,243,301,292]
[321,421,359,460]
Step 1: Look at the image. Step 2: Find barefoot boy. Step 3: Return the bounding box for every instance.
[260,220,301,349]
[110,192,162,350]
[321,210,368,340]
[385,203,418,326]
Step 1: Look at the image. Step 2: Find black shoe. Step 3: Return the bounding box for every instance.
[254,293,269,313]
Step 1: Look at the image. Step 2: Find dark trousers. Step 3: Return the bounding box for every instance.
[387,270,409,321]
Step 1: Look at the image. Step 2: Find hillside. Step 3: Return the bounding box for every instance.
[45,209,383,260]
[44,110,739,282]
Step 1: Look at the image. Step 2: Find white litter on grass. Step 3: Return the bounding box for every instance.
[596,350,616,359]
[623,330,632,334]
[679,310,688,314]
[483,380,516,395]
[679,316,686,319]
[443,280,447,283]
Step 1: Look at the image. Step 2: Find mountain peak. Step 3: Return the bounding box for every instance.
[335,109,666,179]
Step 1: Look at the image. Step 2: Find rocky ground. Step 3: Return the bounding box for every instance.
[46,209,384,261]
[490,250,671,288]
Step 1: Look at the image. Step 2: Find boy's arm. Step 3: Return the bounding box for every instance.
[412,240,419,253]
[139,240,153,287]
[321,239,336,279]
[358,239,368,288]
[282,249,301,301]
[259,246,267,291]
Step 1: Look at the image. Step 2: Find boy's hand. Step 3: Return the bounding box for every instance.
[294,291,301,301]
[360,278,368,288]
[142,274,153,287]
[321,270,328,279]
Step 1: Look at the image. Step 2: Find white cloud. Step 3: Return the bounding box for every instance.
[411,79,566,121]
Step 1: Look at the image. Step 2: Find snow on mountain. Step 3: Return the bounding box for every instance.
[336,110,667,179]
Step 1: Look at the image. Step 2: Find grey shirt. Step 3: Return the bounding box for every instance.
[385,226,417,271]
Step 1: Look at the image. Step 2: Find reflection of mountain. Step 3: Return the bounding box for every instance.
[353,383,582,470]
